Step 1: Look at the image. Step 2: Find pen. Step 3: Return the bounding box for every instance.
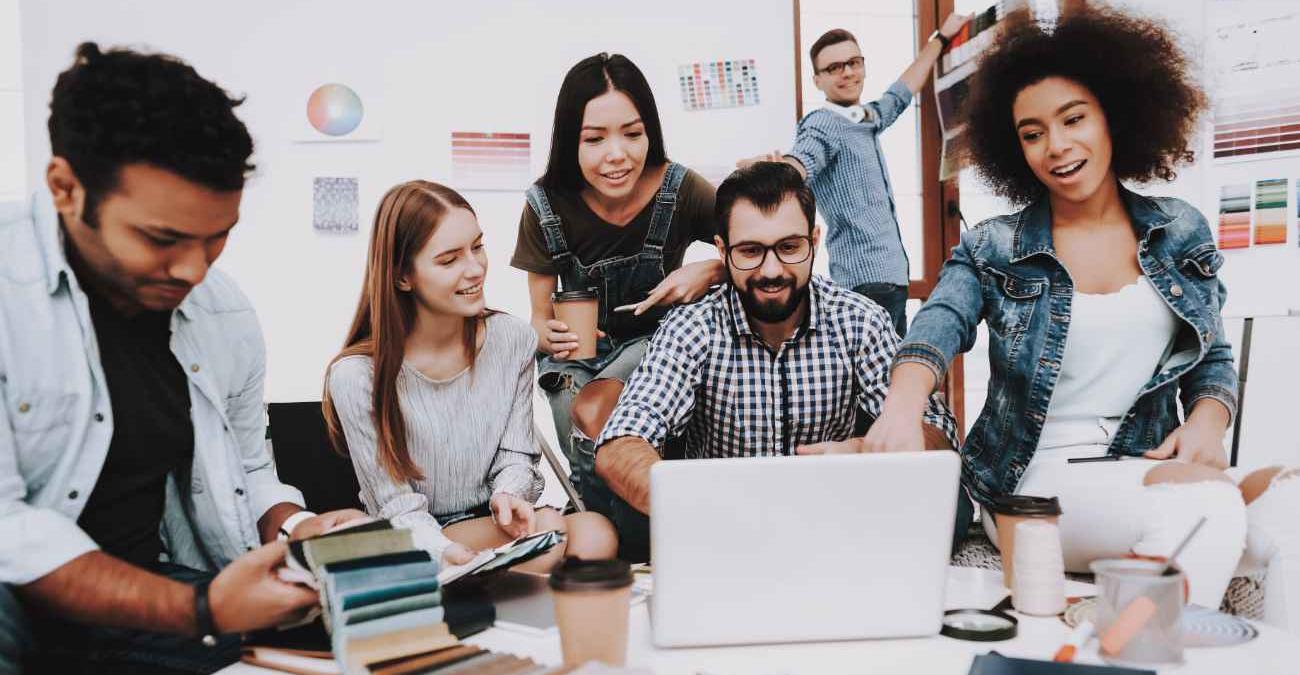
[1054,620,1095,662]
[1067,455,1122,464]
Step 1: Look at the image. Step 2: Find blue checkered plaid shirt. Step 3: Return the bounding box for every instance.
[596,275,957,458]
[788,80,913,289]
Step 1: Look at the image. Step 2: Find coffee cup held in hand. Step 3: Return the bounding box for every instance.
[552,289,599,360]
[550,557,634,666]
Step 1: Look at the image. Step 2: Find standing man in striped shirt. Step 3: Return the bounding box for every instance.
[740,13,969,337]
[590,163,964,561]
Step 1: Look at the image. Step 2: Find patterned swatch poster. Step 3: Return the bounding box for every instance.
[678,59,760,112]
[312,177,359,233]
[1217,183,1251,250]
[450,131,531,191]
[1253,178,1287,245]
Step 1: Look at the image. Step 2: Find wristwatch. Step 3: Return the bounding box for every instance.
[929,29,951,50]
[193,579,220,647]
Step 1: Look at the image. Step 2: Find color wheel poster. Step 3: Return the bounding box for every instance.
[1208,1,1300,162]
[296,82,381,142]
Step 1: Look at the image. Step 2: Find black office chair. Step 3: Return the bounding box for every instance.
[266,401,364,512]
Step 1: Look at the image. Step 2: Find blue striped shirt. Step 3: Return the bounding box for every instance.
[788,80,913,289]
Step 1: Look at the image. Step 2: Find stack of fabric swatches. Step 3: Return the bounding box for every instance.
[277,520,565,673]
[285,520,455,673]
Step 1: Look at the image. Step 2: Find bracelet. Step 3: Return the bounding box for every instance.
[929,29,951,50]
[277,510,317,541]
[193,579,219,647]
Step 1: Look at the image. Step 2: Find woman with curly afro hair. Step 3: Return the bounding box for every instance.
[860,5,1300,629]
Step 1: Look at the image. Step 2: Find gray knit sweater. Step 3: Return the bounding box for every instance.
[327,313,544,555]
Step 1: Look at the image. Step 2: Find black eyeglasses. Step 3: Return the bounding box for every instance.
[817,56,865,76]
[726,235,813,271]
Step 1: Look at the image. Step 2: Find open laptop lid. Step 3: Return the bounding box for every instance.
[649,451,959,647]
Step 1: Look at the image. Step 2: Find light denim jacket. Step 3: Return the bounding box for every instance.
[896,188,1238,506]
[0,195,304,584]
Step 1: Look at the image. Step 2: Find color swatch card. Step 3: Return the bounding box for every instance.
[678,59,760,112]
[1218,183,1251,250]
[1253,178,1287,245]
[937,3,1003,78]
[450,131,531,191]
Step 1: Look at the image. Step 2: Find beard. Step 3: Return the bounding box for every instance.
[737,273,809,324]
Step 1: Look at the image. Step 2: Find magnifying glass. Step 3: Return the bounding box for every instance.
[940,609,1019,641]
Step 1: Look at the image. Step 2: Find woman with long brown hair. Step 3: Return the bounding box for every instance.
[324,180,616,567]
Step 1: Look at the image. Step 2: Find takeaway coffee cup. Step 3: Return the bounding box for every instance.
[549,557,634,666]
[988,494,1062,588]
[551,289,599,360]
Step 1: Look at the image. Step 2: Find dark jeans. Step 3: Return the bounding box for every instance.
[577,461,652,564]
[0,562,241,675]
[578,453,974,564]
[852,282,909,338]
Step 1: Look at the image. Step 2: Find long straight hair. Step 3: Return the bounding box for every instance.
[539,52,667,194]
[323,180,486,483]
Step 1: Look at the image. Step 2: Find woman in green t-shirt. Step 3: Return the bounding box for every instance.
[510,53,721,541]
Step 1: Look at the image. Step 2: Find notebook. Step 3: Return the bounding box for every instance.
[968,653,1157,674]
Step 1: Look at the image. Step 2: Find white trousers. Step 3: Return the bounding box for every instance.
[983,444,1300,631]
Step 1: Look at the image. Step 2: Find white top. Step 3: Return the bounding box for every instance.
[1038,277,1178,450]
[327,313,544,556]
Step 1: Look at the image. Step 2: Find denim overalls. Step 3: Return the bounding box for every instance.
[527,162,688,491]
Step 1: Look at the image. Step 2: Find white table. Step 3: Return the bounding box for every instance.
[223,567,1300,674]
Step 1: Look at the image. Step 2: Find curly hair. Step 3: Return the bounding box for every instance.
[961,5,1206,205]
[48,42,255,225]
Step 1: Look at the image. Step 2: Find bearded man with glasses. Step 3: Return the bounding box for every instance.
[584,163,967,562]
[739,14,969,337]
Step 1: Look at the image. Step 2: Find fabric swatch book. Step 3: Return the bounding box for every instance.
[437,529,565,585]
[273,520,563,673]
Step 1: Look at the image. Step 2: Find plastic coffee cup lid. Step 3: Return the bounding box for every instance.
[552,288,598,302]
[989,494,1062,517]
[549,557,633,592]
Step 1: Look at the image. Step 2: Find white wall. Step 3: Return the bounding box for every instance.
[19,0,795,422]
[953,0,1300,470]
[0,0,23,202]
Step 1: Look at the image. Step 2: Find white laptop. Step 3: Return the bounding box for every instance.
[650,451,959,648]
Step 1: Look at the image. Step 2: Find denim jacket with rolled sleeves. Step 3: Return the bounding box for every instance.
[896,187,1238,506]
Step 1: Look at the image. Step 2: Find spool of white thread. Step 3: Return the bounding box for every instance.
[1012,519,1067,616]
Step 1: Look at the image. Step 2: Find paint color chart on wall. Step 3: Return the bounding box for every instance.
[450,131,531,191]
[1213,89,1300,161]
[1208,3,1300,162]
[1254,178,1288,245]
[678,59,760,112]
[1218,183,1251,250]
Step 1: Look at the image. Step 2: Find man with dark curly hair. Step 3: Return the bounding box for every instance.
[738,13,968,337]
[866,6,1300,634]
[0,43,367,672]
